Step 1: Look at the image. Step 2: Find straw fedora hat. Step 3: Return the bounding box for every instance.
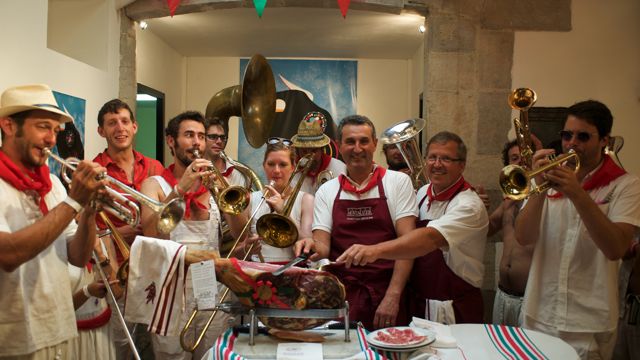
[291,112,331,148]
[0,84,73,123]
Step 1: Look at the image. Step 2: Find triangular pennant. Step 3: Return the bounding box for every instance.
[167,0,181,17]
[337,0,351,18]
[254,0,267,18]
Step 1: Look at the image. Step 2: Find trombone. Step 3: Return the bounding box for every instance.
[94,213,141,360]
[193,149,251,215]
[499,149,580,200]
[44,148,185,234]
[180,180,275,352]
[256,154,315,248]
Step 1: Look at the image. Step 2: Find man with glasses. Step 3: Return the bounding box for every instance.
[515,100,640,359]
[294,115,417,330]
[204,118,249,188]
[335,131,489,324]
[291,112,346,195]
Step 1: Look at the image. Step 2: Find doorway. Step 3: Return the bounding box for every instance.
[136,84,165,164]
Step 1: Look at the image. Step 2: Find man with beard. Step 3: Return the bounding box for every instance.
[294,115,417,330]
[335,131,488,324]
[139,111,241,359]
[291,112,346,195]
[382,143,409,174]
[0,84,106,358]
[93,99,164,359]
[515,100,640,359]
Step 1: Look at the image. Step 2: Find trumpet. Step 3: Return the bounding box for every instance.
[256,154,315,248]
[381,118,428,189]
[193,149,251,215]
[44,148,185,234]
[509,88,537,170]
[499,149,581,200]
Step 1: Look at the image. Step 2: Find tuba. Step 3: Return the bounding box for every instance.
[509,88,537,170]
[255,154,315,248]
[205,54,276,149]
[381,118,428,189]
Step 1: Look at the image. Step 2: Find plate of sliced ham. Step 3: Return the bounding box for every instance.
[366,326,436,349]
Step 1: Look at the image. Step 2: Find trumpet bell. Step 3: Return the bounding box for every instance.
[218,186,251,215]
[256,213,299,248]
[157,198,186,234]
[509,88,537,110]
[381,118,428,189]
[499,164,530,201]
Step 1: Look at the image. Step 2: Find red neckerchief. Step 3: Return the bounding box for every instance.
[426,176,472,211]
[307,153,332,178]
[160,164,208,219]
[339,166,386,195]
[547,155,626,199]
[0,149,52,215]
[220,159,235,177]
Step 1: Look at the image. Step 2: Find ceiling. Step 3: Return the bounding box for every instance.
[143,7,425,59]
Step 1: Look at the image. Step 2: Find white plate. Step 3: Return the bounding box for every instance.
[368,343,432,353]
[366,326,436,350]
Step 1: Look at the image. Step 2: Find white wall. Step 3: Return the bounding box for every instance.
[136,27,187,165]
[182,57,416,166]
[513,0,640,175]
[0,0,120,159]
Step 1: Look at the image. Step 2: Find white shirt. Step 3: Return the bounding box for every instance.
[416,185,489,288]
[0,175,78,356]
[313,168,418,234]
[523,172,640,332]
[293,157,347,196]
[249,190,305,262]
[151,175,221,251]
[222,158,250,189]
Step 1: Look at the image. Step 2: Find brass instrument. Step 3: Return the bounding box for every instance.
[509,88,537,169]
[380,118,428,189]
[314,169,334,193]
[499,149,581,200]
[220,151,263,191]
[205,54,276,148]
[194,149,251,215]
[180,181,275,352]
[95,213,142,360]
[256,154,315,248]
[606,136,624,169]
[44,148,185,234]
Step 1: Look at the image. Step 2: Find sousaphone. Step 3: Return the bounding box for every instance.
[205,54,276,148]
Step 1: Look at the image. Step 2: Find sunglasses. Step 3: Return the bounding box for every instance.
[267,137,293,147]
[559,130,597,143]
[206,134,228,142]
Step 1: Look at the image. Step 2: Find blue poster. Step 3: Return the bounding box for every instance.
[48,91,86,180]
[237,58,357,179]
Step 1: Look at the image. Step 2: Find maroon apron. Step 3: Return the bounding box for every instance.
[410,187,483,323]
[328,178,408,330]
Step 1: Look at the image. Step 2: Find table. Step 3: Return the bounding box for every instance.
[440,324,579,360]
[202,324,579,360]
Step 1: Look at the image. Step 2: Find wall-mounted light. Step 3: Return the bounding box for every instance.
[418,24,426,33]
[139,21,148,30]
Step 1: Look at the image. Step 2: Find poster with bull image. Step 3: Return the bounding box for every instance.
[237,59,357,181]
[48,91,86,185]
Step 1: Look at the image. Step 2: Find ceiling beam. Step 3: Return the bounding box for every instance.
[125,0,428,21]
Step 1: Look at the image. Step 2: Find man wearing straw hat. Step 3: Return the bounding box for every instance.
[0,84,107,358]
[291,112,345,195]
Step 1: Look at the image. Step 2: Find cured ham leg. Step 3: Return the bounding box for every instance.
[186,249,346,330]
